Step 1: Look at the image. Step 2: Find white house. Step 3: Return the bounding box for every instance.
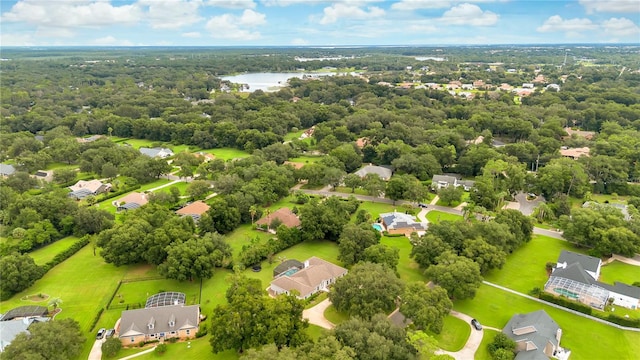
[139,147,174,159]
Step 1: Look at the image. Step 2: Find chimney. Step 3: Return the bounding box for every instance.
[556,328,562,343]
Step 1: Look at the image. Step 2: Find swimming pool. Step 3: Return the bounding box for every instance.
[283,268,299,277]
[372,223,384,232]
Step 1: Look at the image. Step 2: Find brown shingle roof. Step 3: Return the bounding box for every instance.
[176,201,210,216]
[115,192,148,207]
[283,161,305,169]
[256,207,301,228]
[270,257,347,298]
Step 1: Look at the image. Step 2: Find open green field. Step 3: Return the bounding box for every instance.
[133,334,237,360]
[200,147,250,161]
[353,202,397,220]
[432,315,470,352]
[154,181,188,196]
[425,211,462,224]
[226,223,274,259]
[380,236,425,283]
[453,284,640,360]
[324,304,349,325]
[484,235,582,294]
[600,260,640,286]
[284,129,305,141]
[44,162,78,171]
[28,236,80,265]
[289,155,325,164]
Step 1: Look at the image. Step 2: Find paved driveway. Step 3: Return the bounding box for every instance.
[514,192,545,216]
[302,298,335,329]
[435,311,484,360]
[88,338,104,360]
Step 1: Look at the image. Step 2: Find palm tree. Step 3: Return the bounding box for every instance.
[48,297,62,311]
[249,205,257,225]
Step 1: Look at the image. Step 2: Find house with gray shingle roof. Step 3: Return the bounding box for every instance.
[503,310,569,360]
[0,164,16,177]
[118,304,199,346]
[379,212,428,236]
[431,174,475,191]
[354,165,393,181]
[545,250,640,310]
[139,147,174,159]
[0,317,50,352]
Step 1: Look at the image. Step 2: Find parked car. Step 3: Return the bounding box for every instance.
[418,203,428,208]
[96,328,106,340]
[471,319,482,331]
[105,329,115,338]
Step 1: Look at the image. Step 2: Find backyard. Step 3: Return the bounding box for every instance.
[425,210,463,224]
[28,236,81,265]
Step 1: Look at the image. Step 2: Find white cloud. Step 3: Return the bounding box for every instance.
[319,4,385,25]
[392,0,503,11]
[182,31,202,38]
[92,36,134,46]
[262,0,379,6]
[579,0,640,14]
[602,17,640,36]
[537,15,598,33]
[2,0,142,28]
[207,0,256,8]
[439,3,499,26]
[0,32,35,46]
[137,0,203,29]
[291,37,308,45]
[408,23,438,32]
[205,9,266,40]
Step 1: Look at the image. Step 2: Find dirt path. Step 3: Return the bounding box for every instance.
[302,298,335,329]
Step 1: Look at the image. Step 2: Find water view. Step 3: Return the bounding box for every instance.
[220,72,334,92]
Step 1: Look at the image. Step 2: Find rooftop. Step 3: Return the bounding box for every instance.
[256,207,301,229]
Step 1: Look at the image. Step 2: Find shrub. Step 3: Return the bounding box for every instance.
[607,313,640,328]
[195,324,208,338]
[539,293,592,315]
[102,337,122,358]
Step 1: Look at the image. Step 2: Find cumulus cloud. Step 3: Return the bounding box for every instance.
[319,4,385,25]
[262,0,379,6]
[439,3,499,26]
[579,0,640,14]
[137,0,203,29]
[537,15,598,33]
[92,35,134,46]
[602,17,640,36]
[182,31,202,38]
[392,0,503,11]
[0,32,36,46]
[1,0,142,28]
[207,0,256,9]
[205,9,266,40]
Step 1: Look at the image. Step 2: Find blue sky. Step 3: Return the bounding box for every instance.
[1,0,638,46]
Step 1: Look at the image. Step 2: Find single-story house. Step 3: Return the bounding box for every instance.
[193,152,216,162]
[545,250,640,310]
[354,165,393,181]
[0,164,16,177]
[118,304,199,346]
[503,310,569,360]
[256,207,301,231]
[563,127,594,140]
[387,308,412,328]
[0,317,50,352]
[431,175,475,191]
[0,306,49,322]
[76,135,104,143]
[268,257,347,299]
[114,192,148,211]
[379,212,428,236]
[139,147,174,159]
[559,147,590,160]
[176,201,210,222]
[68,179,112,199]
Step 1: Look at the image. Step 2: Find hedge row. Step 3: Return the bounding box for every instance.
[538,293,593,315]
[41,236,91,272]
[89,307,105,332]
[606,313,640,328]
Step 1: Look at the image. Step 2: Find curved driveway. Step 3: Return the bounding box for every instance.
[435,310,486,360]
[302,298,335,329]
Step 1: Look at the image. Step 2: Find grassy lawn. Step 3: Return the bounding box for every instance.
[600,260,640,286]
[334,186,369,196]
[289,155,325,164]
[200,147,250,161]
[431,315,470,352]
[589,194,628,204]
[28,236,80,265]
[484,235,583,294]
[425,211,462,224]
[138,178,177,192]
[225,223,274,259]
[154,182,188,196]
[44,162,78,171]
[475,329,499,360]
[133,335,238,360]
[453,284,640,360]
[306,324,329,341]
[324,304,349,325]
[284,129,305,141]
[353,202,397,220]
[380,236,425,283]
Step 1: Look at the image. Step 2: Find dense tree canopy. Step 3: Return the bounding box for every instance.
[2,318,85,360]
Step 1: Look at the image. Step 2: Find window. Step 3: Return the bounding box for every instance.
[130,337,135,343]
[169,321,175,327]
[186,330,190,335]
[171,331,176,335]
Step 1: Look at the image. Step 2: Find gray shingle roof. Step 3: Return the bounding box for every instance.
[354,165,393,181]
[119,304,199,338]
[380,212,428,231]
[557,250,600,274]
[0,164,16,176]
[598,281,640,299]
[432,174,457,185]
[0,318,49,351]
[551,262,596,285]
[503,310,559,360]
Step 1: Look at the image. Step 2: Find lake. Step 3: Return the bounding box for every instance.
[219,72,334,92]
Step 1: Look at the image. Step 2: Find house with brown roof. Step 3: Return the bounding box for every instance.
[256,207,301,232]
[176,201,210,222]
[193,152,216,162]
[68,179,112,199]
[355,137,369,149]
[283,161,305,170]
[268,257,347,299]
[563,127,595,140]
[118,304,199,346]
[559,147,590,160]
[114,192,148,211]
